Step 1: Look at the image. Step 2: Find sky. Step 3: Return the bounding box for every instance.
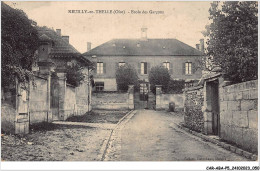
[6,1,212,53]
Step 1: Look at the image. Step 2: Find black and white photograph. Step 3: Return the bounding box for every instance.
[1,1,259,170]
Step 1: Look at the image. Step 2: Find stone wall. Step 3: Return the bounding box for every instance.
[219,80,258,153]
[160,94,184,110]
[75,81,92,115]
[92,92,128,110]
[92,85,134,110]
[1,81,30,134]
[184,86,204,132]
[155,85,184,110]
[1,102,16,134]
[63,84,77,120]
[29,76,49,124]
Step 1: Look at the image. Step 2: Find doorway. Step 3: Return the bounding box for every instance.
[207,80,220,135]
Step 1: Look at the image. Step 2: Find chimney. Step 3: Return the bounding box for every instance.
[62,36,69,43]
[141,27,148,41]
[56,29,61,36]
[87,42,91,52]
[196,44,200,50]
[199,39,204,53]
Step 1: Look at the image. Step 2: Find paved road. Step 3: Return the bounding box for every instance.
[105,109,248,161]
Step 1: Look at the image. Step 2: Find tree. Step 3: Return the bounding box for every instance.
[148,66,171,94]
[66,63,86,87]
[115,64,139,92]
[203,1,258,83]
[167,79,185,94]
[1,2,39,88]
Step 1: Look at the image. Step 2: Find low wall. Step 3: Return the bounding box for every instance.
[219,80,258,153]
[184,86,204,132]
[155,85,184,111]
[160,93,184,109]
[92,92,129,110]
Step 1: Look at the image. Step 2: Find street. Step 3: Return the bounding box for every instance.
[105,109,248,161]
[1,109,249,161]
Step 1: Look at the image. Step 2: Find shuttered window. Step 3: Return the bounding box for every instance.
[141,62,148,75]
[185,62,192,75]
[163,62,170,70]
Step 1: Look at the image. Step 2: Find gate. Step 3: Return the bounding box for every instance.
[134,81,155,109]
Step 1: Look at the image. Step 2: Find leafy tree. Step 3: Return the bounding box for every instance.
[167,79,185,94]
[66,63,86,87]
[148,66,171,94]
[1,2,39,88]
[203,1,258,83]
[115,64,139,92]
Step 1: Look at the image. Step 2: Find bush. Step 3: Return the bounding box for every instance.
[167,80,185,94]
[148,66,171,94]
[115,64,139,92]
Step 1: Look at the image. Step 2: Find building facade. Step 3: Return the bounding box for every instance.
[83,29,204,92]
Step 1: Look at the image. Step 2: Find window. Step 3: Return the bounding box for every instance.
[97,62,103,74]
[141,62,148,75]
[95,82,104,91]
[163,62,170,70]
[119,62,125,67]
[185,62,192,75]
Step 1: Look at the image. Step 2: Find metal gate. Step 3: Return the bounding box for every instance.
[134,81,155,109]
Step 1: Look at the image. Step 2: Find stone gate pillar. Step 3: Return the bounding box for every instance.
[155,85,163,110]
[128,85,134,110]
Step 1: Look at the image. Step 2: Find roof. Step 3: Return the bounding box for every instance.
[37,27,92,66]
[38,27,79,55]
[83,39,204,56]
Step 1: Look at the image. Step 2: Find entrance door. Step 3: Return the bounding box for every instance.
[209,81,220,135]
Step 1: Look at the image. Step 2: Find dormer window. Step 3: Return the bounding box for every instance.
[112,43,116,47]
[123,46,126,49]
